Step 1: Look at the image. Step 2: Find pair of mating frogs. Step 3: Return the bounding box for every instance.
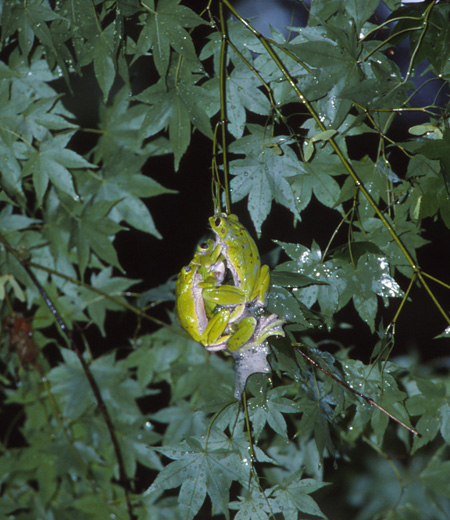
[175,214,285,352]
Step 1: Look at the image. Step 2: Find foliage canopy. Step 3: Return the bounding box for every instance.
[1,0,450,519]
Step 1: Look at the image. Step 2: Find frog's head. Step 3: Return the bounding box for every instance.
[209,213,239,240]
[196,239,214,255]
[193,239,215,265]
[177,265,195,288]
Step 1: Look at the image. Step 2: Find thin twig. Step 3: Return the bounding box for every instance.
[218,1,231,214]
[292,344,419,437]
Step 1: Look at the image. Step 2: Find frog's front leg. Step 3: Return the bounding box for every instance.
[201,284,246,305]
[201,264,271,319]
[201,284,250,325]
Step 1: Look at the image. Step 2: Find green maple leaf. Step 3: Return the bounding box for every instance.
[48,349,142,422]
[69,197,124,277]
[22,97,78,141]
[225,61,271,139]
[229,125,302,233]
[47,348,96,420]
[277,241,403,331]
[229,492,274,520]
[250,387,299,439]
[95,89,148,161]
[268,471,328,519]
[22,132,95,205]
[1,0,59,56]
[407,378,448,453]
[137,78,214,169]
[146,0,205,78]
[83,149,175,237]
[147,433,248,520]
[93,23,116,102]
[77,267,137,336]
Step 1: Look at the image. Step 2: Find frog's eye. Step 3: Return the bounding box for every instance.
[214,218,221,227]
[184,266,192,273]
[198,242,209,251]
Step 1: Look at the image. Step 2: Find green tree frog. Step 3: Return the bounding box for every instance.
[176,243,257,351]
[175,217,284,353]
[175,263,230,351]
[209,214,270,308]
[208,213,284,352]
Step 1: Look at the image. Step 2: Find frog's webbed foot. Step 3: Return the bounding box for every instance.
[253,313,286,345]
